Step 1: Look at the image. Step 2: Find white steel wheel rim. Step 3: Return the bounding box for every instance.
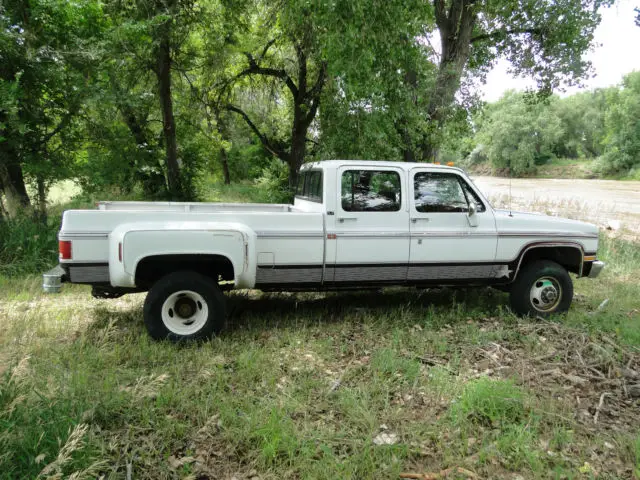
[529,276,562,312]
[161,290,209,335]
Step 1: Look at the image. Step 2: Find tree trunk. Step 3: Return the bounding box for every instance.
[420,0,476,161]
[289,106,309,190]
[0,158,31,218]
[119,103,165,195]
[398,122,417,162]
[220,148,231,185]
[209,112,231,185]
[0,195,7,221]
[36,173,47,222]
[155,19,182,199]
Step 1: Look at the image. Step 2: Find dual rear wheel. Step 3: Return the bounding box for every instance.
[143,271,225,342]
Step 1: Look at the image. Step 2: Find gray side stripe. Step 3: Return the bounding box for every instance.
[255,263,510,284]
[409,232,494,238]
[60,233,109,239]
[62,230,596,240]
[497,231,597,239]
[331,232,410,238]
[408,264,497,280]
[256,267,322,284]
[327,265,407,282]
[327,231,596,239]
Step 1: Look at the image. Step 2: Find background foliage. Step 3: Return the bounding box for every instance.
[0,0,637,221]
[446,71,640,177]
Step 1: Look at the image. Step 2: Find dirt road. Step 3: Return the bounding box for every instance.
[471,176,640,234]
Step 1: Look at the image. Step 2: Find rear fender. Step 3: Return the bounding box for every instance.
[109,222,256,288]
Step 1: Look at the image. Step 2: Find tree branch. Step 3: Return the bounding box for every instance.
[225,104,289,161]
[259,38,278,62]
[470,28,543,44]
[306,61,327,102]
[303,62,327,124]
[239,48,299,98]
[448,0,464,28]
[295,43,307,96]
[38,110,75,147]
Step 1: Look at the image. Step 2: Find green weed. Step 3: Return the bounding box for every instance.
[0,214,59,276]
[0,197,638,479]
[451,377,528,427]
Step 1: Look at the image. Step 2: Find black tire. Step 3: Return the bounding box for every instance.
[509,260,573,318]
[143,270,226,341]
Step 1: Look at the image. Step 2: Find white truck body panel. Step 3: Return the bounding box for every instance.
[52,160,601,292]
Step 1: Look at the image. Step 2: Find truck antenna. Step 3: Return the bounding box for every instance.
[508,168,513,217]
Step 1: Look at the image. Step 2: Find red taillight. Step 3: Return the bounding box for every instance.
[118,242,122,262]
[59,240,72,260]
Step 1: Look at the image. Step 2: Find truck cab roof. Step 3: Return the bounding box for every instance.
[300,159,465,175]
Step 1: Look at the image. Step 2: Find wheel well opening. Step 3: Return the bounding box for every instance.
[135,254,235,289]
[519,246,583,275]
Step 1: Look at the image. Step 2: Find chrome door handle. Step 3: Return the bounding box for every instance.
[411,217,429,223]
[338,217,358,223]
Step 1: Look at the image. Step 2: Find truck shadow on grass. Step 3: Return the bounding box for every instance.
[88,286,510,341]
[222,286,511,336]
[229,286,508,319]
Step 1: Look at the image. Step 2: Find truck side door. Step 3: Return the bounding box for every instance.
[408,169,498,282]
[326,166,410,284]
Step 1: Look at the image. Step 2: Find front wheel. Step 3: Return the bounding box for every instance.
[143,271,226,341]
[509,260,573,317]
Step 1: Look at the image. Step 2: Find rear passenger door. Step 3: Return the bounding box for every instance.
[328,166,409,284]
[408,169,498,282]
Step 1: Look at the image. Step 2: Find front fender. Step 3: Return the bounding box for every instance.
[108,221,257,288]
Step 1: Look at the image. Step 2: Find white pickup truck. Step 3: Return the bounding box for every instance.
[43,160,604,341]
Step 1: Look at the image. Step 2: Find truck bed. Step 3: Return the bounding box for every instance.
[59,207,326,272]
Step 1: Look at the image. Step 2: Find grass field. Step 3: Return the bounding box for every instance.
[1,187,639,479]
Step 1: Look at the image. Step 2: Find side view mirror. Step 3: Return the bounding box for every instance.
[467,202,478,227]
[468,202,477,217]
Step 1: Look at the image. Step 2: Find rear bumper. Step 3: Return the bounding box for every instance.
[42,265,67,293]
[587,260,605,279]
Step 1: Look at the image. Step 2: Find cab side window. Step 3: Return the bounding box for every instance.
[413,172,468,213]
[341,170,401,212]
[295,170,323,203]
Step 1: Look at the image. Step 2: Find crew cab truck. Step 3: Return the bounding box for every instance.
[43,160,605,341]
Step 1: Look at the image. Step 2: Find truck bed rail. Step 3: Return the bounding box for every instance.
[97,201,292,213]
